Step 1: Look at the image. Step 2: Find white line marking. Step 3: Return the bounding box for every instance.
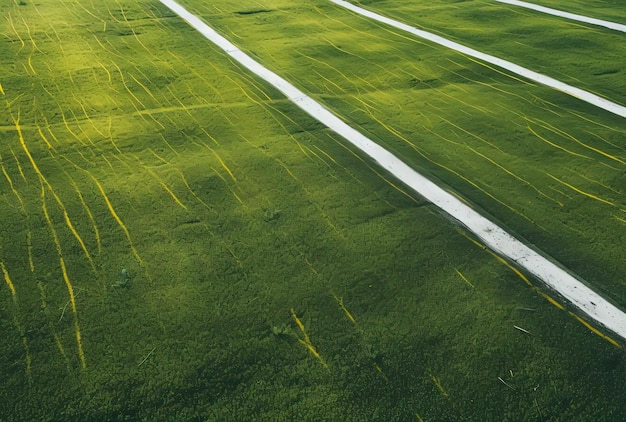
[496,0,626,33]
[158,0,626,341]
[329,0,626,118]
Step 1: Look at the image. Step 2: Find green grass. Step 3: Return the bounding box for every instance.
[184,0,626,308]
[527,0,626,23]
[1,0,625,420]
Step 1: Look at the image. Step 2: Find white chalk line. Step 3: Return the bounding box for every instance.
[495,0,626,34]
[158,0,626,341]
[329,0,626,118]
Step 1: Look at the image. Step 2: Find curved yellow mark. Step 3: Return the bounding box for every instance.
[548,174,615,207]
[90,174,143,266]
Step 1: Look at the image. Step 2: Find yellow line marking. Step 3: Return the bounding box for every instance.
[1,165,34,271]
[89,174,144,266]
[9,147,27,182]
[334,295,357,324]
[37,282,70,368]
[14,114,96,268]
[569,312,622,348]
[59,256,87,369]
[291,308,328,368]
[547,174,615,207]
[41,185,87,368]
[37,125,53,149]
[7,13,25,50]
[462,233,533,286]
[27,54,36,75]
[431,374,449,397]
[454,268,474,288]
[1,261,17,300]
[527,124,591,159]
[129,73,159,103]
[533,118,626,165]
[65,172,101,254]
[1,261,32,378]
[212,149,236,182]
[537,291,565,310]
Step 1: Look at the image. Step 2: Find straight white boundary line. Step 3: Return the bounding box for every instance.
[496,0,626,34]
[329,0,626,118]
[158,0,626,341]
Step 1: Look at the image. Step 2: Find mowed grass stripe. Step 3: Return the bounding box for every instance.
[329,0,626,118]
[159,0,626,340]
[495,0,626,33]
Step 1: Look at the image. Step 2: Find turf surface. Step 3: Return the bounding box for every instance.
[1,0,625,420]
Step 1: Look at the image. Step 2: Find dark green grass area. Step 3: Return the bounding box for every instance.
[1,0,625,421]
[349,0,626,107]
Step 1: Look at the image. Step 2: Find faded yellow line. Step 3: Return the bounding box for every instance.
[569,312,622,348]
[454,268,475,288]
[547,174,615,207]
[89,174,144,266]
[1,261,32,378]
[291,308,327,368]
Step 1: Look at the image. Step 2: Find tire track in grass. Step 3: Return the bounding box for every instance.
[329,0,626,118]
[495,0,626,33]
[159,0,626,342]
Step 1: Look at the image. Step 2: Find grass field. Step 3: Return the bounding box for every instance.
[1,0,625,420]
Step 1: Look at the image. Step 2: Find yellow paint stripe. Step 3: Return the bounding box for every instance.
[548,174,615,207]
[19,114,97,268]
[0,261,17,300]
[1,166,34,271]
[90,174,144,266]
[41,186,87,366]
[431,374,449,397]
[537,291,565,310]
[27,55,36,75]
[59,256,87,368]
[569,312,622,348]
[454,268,474,288]
[291,308,327,368]
[159,180,187,209]
[0,82,4,95]
[462,233,533,286]
[62,209,96,270]
[65,173,101,254]
[129,73,159,103]
[334,295,357,324]
[37,125,53,149]
[212,150,236,182]
[1,262,32,378]
[37,282,71,369]
[534,118,626,165]
[527,124,591,159]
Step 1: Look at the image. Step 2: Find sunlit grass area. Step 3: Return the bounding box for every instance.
[189,0,626,308]
[1,0,625,420]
